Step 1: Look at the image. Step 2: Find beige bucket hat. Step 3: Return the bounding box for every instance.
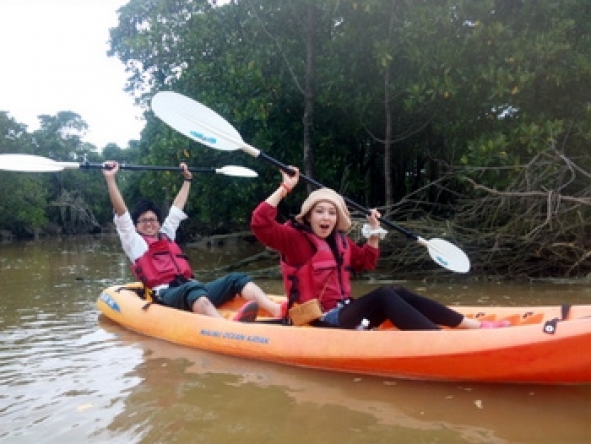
[295,188,351,232]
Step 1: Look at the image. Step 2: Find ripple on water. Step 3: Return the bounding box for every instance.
[0,308,144,443]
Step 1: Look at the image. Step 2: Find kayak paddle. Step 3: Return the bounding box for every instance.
[151,91,471,273]
[0,153,258,178]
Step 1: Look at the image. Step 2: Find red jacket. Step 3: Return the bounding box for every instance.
[251,202,379,309]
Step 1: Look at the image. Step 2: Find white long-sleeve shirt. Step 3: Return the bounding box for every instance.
[113,206,188,263]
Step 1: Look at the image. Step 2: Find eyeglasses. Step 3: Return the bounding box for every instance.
[137,217,159,224]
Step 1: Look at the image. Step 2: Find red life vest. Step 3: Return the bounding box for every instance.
[281,226,352,311]
[132,234,193,288]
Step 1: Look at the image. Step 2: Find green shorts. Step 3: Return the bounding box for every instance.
[157,272,251,311]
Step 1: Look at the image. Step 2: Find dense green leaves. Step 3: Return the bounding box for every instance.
[0,111,98,235]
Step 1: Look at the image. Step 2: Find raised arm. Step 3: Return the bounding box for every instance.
[102,161,127,216]
[172,163,194,210]
[266,166,300,207]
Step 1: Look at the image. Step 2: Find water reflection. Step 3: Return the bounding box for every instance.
[98,317,591,444]
[1,237,590,443]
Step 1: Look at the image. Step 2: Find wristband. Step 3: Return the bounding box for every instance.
[280,183,291,194]
[184,178,193,182]
[361,223,388,240]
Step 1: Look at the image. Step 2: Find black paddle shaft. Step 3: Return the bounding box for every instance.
[79,162,216,173]
[257,152,418,241]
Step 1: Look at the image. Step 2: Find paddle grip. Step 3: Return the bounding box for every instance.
[341,198,418,240]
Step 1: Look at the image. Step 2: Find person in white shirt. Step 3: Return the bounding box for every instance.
[102,160,284,322]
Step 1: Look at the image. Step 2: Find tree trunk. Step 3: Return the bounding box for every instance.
[303,1,316,193]
[384,65,393,206]
[383,1,398,207]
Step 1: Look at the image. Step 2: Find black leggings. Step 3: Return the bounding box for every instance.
[337,285,464,330]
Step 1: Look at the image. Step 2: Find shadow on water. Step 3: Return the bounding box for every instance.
[1,236,591,443]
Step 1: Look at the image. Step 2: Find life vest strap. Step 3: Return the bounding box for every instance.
[116,284,162,310]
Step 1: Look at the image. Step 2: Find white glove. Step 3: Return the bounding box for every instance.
[362,223,388,240]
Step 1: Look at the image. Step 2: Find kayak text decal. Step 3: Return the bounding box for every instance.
[200,328,269,344]
[99,292,121,312]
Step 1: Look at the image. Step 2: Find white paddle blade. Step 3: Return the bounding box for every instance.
[424,238,471,273]
[0,154,64,172]
[216,165,258,178]
[151,92,244,151]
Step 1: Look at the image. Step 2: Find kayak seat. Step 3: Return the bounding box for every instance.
[517,312,544,325]
[469,313,498,321]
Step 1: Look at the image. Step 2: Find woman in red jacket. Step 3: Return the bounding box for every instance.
[251,167,510,330]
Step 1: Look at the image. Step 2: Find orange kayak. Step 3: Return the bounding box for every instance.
[97,283,591,384]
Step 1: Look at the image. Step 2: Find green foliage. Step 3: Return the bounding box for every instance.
[3,0,591,243]
[0,110,119,235]
[103,0,591,228]
[400,0,591,171]
[0,172,48,235]
[0,113,48,234]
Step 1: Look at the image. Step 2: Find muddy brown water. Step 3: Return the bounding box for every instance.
[1,236,590,443]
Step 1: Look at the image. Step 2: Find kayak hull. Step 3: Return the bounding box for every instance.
[97,284,591,384]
